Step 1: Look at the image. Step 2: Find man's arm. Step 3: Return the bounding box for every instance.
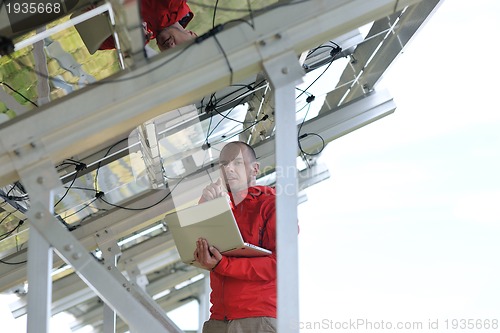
[194,239,276,281]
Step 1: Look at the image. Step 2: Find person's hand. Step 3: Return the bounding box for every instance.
[194,238,222,271]
[202,178,227,201]
[142,22,153,41]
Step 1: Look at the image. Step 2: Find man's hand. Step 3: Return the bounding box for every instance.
[202,178,227,201]
[194,238,222,271]
[142,22,153,41]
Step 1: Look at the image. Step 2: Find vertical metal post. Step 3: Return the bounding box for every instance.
[26,228,53,333]
[95,228,121,333]
[263,50,304,333]
[103,298,117,333]
[197,273,210,333]
[17,160,61,333]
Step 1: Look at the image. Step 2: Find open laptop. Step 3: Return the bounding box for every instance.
[166,196,272,267]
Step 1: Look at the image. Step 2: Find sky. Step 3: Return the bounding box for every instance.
[298,0,500,331]
[2,0,500,332]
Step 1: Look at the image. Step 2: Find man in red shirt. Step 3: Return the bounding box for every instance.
[195,141,277,333]
[99,0,196,51]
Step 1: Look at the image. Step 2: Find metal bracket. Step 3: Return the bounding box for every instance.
[94,227,121,264]
[257,31,304,89]
[93,228,120,333]
[126,265,149,291]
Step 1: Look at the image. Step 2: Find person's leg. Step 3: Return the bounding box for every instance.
[202,319,228,333]
[228,317,276,333]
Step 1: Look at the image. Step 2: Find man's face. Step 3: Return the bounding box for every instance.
[156,22,196,51]
[219,145,258,193]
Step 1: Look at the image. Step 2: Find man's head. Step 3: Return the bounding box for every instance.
[219,142,260,193]
[156,22,196,51]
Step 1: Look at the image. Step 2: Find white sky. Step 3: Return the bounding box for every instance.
[298,0,500,331]
[2,0,500,332]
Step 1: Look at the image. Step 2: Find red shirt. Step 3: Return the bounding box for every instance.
[210,186,277,320]
[99,0,193,50]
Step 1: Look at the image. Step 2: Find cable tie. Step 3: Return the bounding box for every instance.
[205,104,216,113]
[195,24,224,44]
[95,191,105,199]
[76,163,87,171]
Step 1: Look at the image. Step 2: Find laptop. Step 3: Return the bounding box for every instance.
[166,197,272,267]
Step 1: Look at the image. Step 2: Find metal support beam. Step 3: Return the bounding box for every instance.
[0,188,176,292]
[0,0,425,187]
[17,159,60,333]
[263,50,304,332]
[26,228,52,333]
[33,27,50,106]
[94,228,121,333]
[25,202,183,332]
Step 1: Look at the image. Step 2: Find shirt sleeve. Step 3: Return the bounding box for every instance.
[212,253,276,281]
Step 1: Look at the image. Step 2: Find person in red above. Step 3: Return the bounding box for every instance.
[195,141,277,333]
[99,0,196,51]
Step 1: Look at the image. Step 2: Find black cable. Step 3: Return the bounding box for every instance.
[0,258,27,265]
[54,161,86,208]
[222,18,254,30]
[246,0,255,29]
[0,212,12,225]
[64,185,96,192]
[206,104,238,139]
[204,110,213,148]
[56,158,85,169]
[296,97,326,157]
[203,80,267,131]
[5,0,308,89]
[4,182,28,199]
[212,0,220,29]
[297,101,311,136]
[298,132,325,156]
[204,80,269,143]
[0,81,38,107]
[209,79,267,111]
[7,38,195,87]
[221,114,269,141]
[53,169,80,208]
[295,86,312,97]
[188,0,311,13]
[94,138,128,195]
[213,35,233,85]
[306,42,339,59]
[0,191,28,202]
[61,197,98,220]
[0,219,24,241]
[97,176,184,211]
[4,0,260,88]
[96,39,200,84]
[296,50,336,100]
